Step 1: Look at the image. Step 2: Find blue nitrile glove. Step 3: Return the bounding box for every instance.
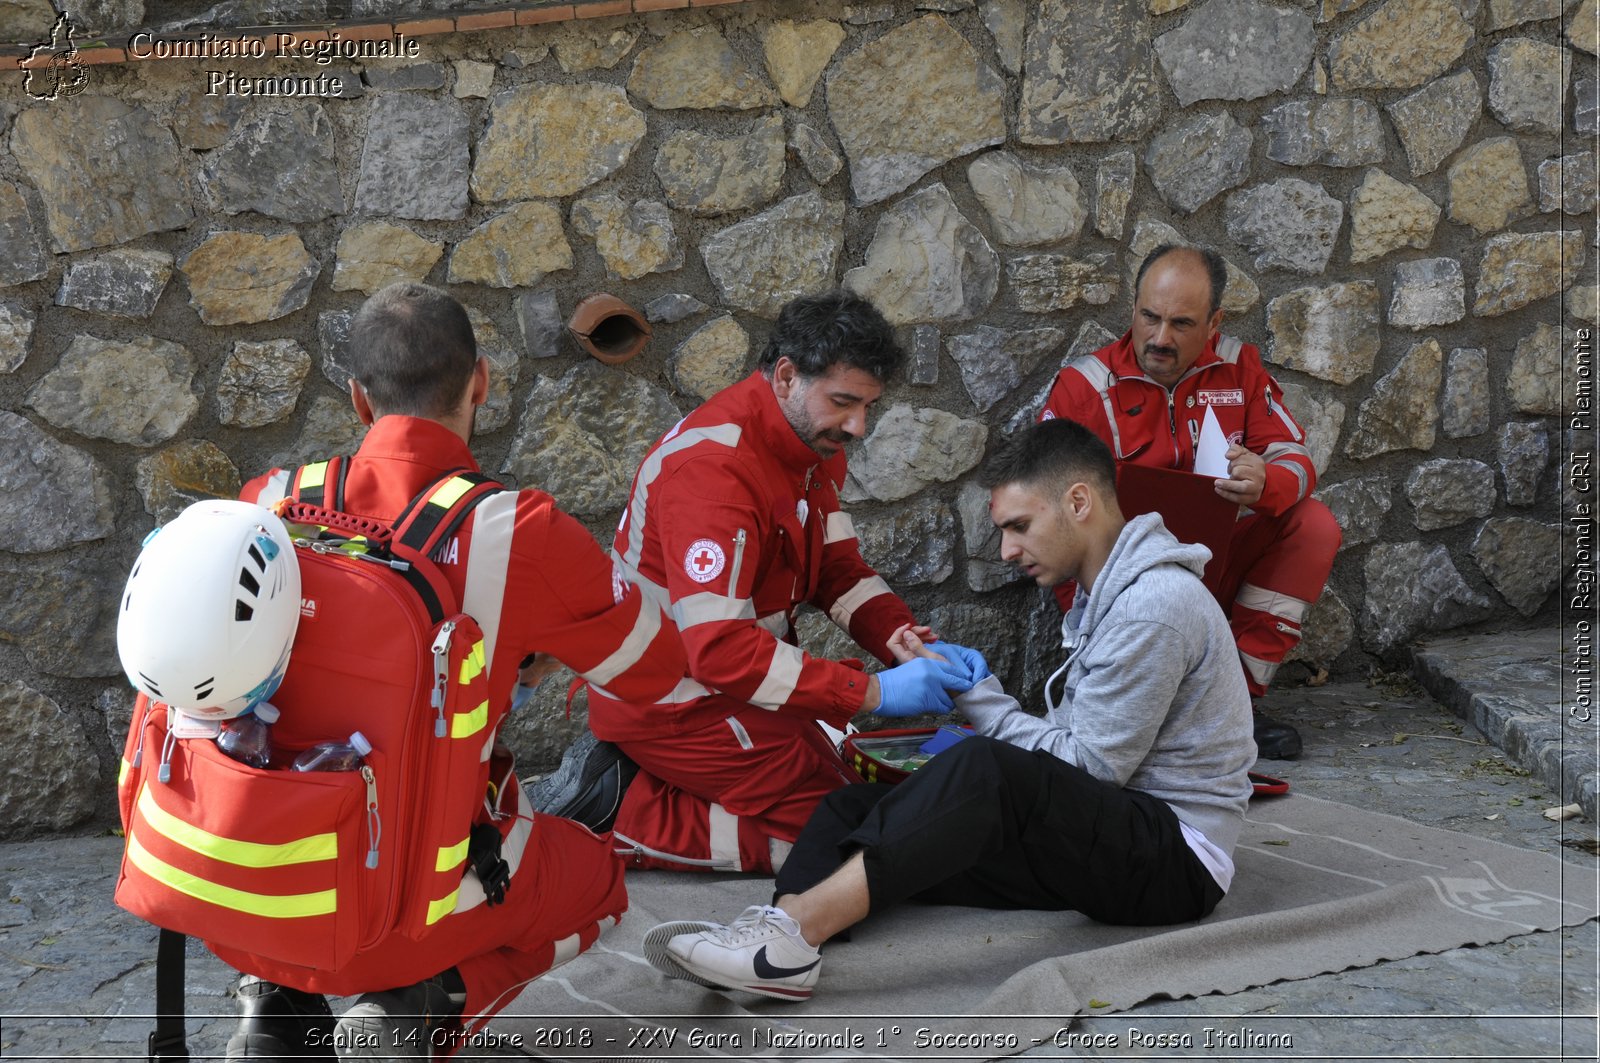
[874,657,972,718]
[928,641,991,685]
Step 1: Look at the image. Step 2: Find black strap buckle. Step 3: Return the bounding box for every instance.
[148,1028,190,1061]
[468,822,511,907]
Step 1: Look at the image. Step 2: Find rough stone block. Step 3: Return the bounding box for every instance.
[1317,476,1391,549]
[1473,518,1562,616]
[705,192,845,320]
[355,94,469,220]
[1018,0,1158,144]
[1385,69,1480,177]
[1144,111,1252,214]
[27,334,197,447]
[1404,458,1495,531]
[827,14,1005,204]
[1345,338,1442,460]
[1488,37,1571,135]
[1154,0,1314,105]
[1225,179,1343,274]
[1498,422,1549,507]
[1349,168,1440,263]
[968,151,1087,246]
[1266,281,1381,386]
[54,249,172,319]
[628,27,776,110]
[0,410,114,552]
[1442,347,1489,439]
[843,404,987,503]
[1328,0,1473,91]
[1389,258,1464,330]
[844,185,997,325]
[1448,138,1532,235]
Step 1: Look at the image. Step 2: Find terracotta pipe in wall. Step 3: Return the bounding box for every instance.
[567,293,651,366]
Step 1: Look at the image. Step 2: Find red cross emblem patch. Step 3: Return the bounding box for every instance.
[684,538,726,584]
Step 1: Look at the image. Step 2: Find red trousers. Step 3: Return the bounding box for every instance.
[612,710,857,873]
[212,805,627,1029]
[1213,499,1341,696]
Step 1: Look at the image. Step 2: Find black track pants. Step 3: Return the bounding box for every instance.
[773,736,1224,927]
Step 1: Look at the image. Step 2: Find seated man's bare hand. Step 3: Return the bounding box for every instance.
[1214,443,1266,507]
[889,624,947,664]
[893,629,992,688]
[888,623,943,662]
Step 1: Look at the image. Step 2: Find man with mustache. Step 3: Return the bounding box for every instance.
[1039,244,1341,760]
[533,290,958,874]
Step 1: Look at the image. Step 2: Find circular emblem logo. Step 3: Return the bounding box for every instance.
[683,538,726,584]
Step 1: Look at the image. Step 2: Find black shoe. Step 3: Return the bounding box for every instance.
[1254,711,1302,760]
[525,731,638,832]
[225,975,334,1060]
[334,969,465,1059]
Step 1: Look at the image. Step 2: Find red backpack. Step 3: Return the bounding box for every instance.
[114,459,508,1060]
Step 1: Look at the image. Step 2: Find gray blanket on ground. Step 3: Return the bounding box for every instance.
[497,793,1599,1059]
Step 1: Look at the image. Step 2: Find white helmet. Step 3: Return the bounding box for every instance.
[117,500,302,720]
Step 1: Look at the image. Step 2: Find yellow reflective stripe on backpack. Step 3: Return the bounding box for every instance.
[435,835,470,873]
[138,786,337,867]
[299,461,329,491]
[425,889,460,926]
[126,832,337,918]
[458,640,486,685]
[429,476,474,509]
[451,700,488,739]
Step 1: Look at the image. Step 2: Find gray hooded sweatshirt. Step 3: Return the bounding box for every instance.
[957,513,1256,857]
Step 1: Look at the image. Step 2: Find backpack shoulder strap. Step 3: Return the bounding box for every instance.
[392,470,503,559]
[371,470,504,624]
[283,463,504,625]
[288,456,350,510]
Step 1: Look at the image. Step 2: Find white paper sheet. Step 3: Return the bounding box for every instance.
[1193,404,1232,478]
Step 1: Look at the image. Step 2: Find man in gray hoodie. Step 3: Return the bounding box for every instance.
[642,418,1256,1001]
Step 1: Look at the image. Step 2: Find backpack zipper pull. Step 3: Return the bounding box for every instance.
[354,552,411,571]
[362,765,381,870]
[157,719,178,784]
[131,700,152,768]
[430,621,455,737]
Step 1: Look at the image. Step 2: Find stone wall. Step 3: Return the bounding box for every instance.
[0,0,1590,836]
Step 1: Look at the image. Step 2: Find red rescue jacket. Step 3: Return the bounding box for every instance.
[242,416,686,717]
[1040,331,1317,517]
[590,373,915,740]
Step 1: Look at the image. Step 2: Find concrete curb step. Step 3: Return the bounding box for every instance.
[1410,627,1599,822]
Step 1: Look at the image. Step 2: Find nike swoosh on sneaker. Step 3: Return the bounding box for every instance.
[751,945,820,980]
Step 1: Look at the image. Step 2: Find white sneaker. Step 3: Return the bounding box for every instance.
[641,920,731,990]
[664,905,822,1001]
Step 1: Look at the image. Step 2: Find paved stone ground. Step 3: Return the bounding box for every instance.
[1022,662,1600,1063]
[2,631,1596,1061]
[1413,627,1598,820]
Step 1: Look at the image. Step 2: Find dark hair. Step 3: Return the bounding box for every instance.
[979,418,1118,500]
[346,282,477,418]
[758,290,904,383]
[1134,244,1228,316]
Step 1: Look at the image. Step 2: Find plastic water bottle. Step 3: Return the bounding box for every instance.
[216,703,280,769]
[292,730,372,772]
